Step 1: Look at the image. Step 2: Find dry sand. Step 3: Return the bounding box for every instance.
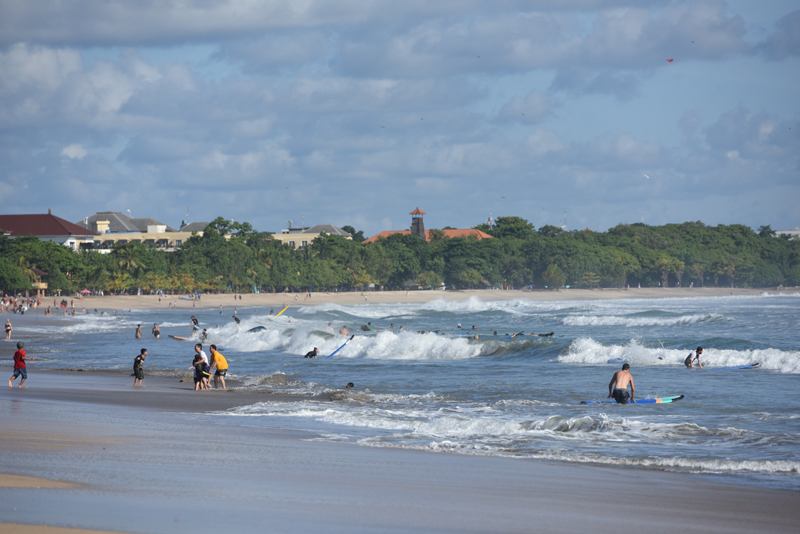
[1,371,799,533]
[51,286,795,313]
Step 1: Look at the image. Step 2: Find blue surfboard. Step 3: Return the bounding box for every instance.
[607,358,628,364]
[581,395,684,405]
[717,362,760,370]
[327,335,355,359]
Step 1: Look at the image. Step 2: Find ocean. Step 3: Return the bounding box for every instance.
[9,293,800,491]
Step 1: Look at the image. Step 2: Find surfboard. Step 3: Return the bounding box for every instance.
[275,305,289,317]
[505,332,523,340]
[327,335,355,359]
[717,362,760,369]
[607,358,628,364]
[247,326,266,333]
[581,395,684,405]
[168,335,189,341]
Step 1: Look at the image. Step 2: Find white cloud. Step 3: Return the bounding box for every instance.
[61,144,88,159]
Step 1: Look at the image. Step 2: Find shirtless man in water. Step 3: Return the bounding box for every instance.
[608,363,635,404]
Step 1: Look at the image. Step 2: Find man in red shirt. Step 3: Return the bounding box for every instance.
[9,342,35,388]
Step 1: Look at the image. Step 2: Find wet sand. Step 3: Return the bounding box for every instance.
[1,370,799,533]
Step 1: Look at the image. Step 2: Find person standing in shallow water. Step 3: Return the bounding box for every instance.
[135,324,142,339]
[4,319,11,340]
[133,349,146,386]
[9,342,34,388]
[685,347,703,369]
[608,363,635,404]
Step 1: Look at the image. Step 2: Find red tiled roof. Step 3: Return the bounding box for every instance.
[0,213,101,237]
[410,208,426,215]
[364,228,493,244]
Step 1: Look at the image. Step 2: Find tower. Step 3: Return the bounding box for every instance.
[410,208,426,239]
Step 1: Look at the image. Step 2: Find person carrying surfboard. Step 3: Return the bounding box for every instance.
[608,363,635,404]
[684,347,703,369]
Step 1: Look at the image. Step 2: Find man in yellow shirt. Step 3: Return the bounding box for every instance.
[208,344,229,390]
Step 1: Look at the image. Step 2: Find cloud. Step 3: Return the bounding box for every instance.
[497,91,558,123]
[758,10,800,60]
[61,144,88,159]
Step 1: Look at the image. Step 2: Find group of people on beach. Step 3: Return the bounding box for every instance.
[187,343,228,391]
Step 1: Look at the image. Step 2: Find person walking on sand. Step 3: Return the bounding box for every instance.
[135,324,142,339]
[4,319,11,340]
[9,342,34,388]
[208,344,228,390]
[133,349,146,386]
[151,323,160,339]
[685,347,703,369]
[608,363,635,404]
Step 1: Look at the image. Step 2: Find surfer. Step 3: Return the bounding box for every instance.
[304,348,319,359]
[339,326,350,335]
[232,315,241,326]
[345,382,354,389]
[608,363,635,404]
[133,349,146,387]
[151,323,160,339]
[200,329,208,342]
[190,316,199,337]
[684,347,703,369]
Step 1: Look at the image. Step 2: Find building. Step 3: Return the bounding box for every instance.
[76,212,207,252]
[364,209,493,243]
[777,227,800,239]
[0,210,100,250]
[273,224,353,249]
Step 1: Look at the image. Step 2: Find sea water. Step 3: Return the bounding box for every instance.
[10,293,800,490]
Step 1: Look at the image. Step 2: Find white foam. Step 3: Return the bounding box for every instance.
[562,313,725,327]
[559,337,800,373]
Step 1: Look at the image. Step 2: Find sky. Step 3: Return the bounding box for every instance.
[1,0,798,237]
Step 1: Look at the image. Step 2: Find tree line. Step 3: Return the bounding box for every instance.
[1,216,798,295]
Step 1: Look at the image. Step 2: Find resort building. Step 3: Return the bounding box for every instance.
[76,212,207,252]
[0,210,100,250]
[273,224,353,249]
[364,208,493,243]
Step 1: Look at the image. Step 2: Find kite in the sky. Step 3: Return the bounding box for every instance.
[666,58,674,62]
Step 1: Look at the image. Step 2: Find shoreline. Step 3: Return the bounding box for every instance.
[1,370,799,533]
[15,286,798,313]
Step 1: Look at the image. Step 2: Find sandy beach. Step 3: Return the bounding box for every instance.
[48,286,796,313]
[1,371,799,533]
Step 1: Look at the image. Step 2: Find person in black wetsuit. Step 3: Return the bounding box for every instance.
[304,348,319,359]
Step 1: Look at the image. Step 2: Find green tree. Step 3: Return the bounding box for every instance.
[542,264,566,289]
